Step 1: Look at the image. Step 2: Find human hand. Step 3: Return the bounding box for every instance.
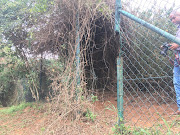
[169,43,180,50]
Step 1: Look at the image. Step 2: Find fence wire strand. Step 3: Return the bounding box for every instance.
[119,0,180,132]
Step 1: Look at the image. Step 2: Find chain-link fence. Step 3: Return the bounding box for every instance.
[117,0,180,133]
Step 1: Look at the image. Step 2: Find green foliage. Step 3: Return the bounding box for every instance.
[157,114,179,135]
[29,0,54,13]
[0,102,34,114]
[0,0,53,32]
[85,108,96,122]
[112,124,131,135]
[0,43,26,105]
[41,127,46,132]
[0,0,54,58]
[91,94,98,103]
[131,128,151,135]
[0,43,52,105]
[45,59,64,74]
[112,124,177,135]
[105,101,118,112]
[0,0,56,106]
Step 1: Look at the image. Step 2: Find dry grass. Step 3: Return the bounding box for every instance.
[36,0,119,133]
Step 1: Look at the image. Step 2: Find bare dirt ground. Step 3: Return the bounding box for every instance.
[0,92,179,135]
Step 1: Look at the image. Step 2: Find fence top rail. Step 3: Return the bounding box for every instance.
[118,9,180,46]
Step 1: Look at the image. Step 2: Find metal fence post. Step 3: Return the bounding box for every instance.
[114,0,121,33]
[76,12,80,99]
[115,0,124,124]
[117,56,124,124]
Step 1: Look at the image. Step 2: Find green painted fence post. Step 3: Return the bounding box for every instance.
[117,56,124,124]
[75,12,80,100]
[115,0,124,125]
[114,0,121,33]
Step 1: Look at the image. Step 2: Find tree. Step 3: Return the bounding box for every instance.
[0,0,54,106]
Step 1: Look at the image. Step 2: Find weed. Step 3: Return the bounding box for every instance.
[112,124,131,135]
[41,127,46,132]
[0,102,33,114]
[112,125,161,135]
[131,128,151,135]
[85,108,96,122]
[157,113,177,134]
[105,101,118,112]
[91,94,98,103]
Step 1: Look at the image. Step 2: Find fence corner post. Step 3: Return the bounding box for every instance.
[115,0,124,125]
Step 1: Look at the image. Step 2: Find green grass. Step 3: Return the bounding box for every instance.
[85,108,97,122]
[111,124,180,135]
[0,102,34,114]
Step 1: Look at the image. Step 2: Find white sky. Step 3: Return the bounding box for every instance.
[174,0,180,8]
[124,0,180,12]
